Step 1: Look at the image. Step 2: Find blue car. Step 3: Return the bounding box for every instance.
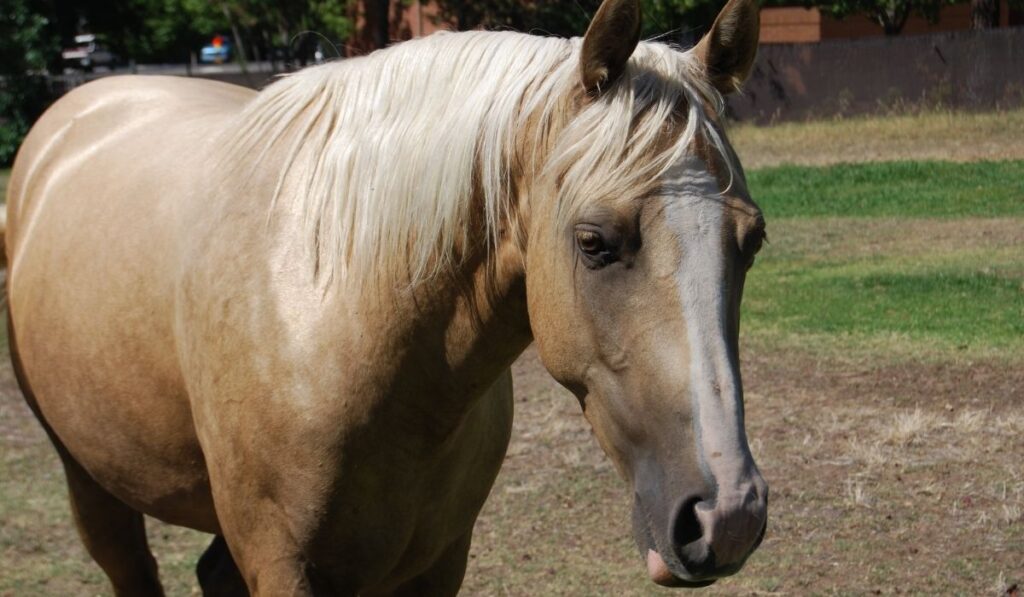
[200,36,233,64]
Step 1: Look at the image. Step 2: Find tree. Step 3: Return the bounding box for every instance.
[423,0,721,46]
[371,0,392,48]
[197,0,353,61]
[53,0,214,63]
[970,0,999,28]
[786,0,957,35]
[1,0,57,165]
[53,0,353,65]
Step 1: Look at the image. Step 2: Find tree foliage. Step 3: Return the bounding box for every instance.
[424,0,721,46]
[1,0,356,165]
[1,0,57,165]
[52,0,354,64]
[770,0,958,35]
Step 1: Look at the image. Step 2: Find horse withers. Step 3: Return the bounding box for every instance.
[5,0,767,593]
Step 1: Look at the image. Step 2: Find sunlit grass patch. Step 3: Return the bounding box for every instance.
[742,160,1024,361]
[745,256,1024,359]
[747,160,1024,218]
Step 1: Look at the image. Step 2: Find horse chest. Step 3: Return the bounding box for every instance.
[257,370,516,590]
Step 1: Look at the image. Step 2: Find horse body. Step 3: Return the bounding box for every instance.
[7,76,243,530]
[7,0,771,593]
[9,75,523,593]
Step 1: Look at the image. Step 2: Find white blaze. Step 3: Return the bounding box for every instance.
[660,157,755,497]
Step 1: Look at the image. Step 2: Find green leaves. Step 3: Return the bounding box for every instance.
[1,0,57,165]
[423,0,722,44]
[0,0,54,75]
[765,0,960,34]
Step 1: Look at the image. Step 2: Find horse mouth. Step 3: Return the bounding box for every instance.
[646,549,717,587]
[632,495,768,588]
[632,499,719,588]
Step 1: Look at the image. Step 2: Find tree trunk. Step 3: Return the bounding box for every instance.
[371,0,390,49]
[971,0,1000,28]
[876,3,910,36]
[221,2,249,74]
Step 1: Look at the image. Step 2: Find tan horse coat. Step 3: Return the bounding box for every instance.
[8,74,526,593]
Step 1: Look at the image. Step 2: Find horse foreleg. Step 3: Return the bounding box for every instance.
[197,535,248,596]
[379,531,474,597]
[214,522,350,596]
[10,321,165,597]
[60,453,166,597]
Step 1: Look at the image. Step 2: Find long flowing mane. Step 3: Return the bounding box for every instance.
[221,30,728,287]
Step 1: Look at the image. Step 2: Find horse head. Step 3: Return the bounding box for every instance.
[523,0,768,586]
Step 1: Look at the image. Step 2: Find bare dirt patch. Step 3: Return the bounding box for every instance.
[764,218,1024,265]
[461,347,1024,595]
[729,110,1024,169]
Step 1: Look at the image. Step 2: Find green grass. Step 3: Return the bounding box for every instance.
[747,160,1024,218]
[743,160,1024,360]
[746,267,1023,354]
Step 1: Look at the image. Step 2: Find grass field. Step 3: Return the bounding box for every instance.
[743,160,1024,362]
[2,114,1023,596]
[748,160,1024,218]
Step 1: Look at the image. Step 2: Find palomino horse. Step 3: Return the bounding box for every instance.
[5,0,768,593]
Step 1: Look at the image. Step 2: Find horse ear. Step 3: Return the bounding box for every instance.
[580,0,642,93]
[693,0,760,95]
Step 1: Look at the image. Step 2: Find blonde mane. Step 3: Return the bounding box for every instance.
[221,30,728,287]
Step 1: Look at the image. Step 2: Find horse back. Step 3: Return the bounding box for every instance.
[7,75,254,255]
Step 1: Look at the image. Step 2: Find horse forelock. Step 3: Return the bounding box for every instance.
[218,31,730,291]
[544,43,735,234]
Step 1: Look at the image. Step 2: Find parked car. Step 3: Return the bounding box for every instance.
[200,36,233,64]
[62,34,119,72]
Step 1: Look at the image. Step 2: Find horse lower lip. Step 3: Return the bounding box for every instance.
[647,549,676,585]
[646,549,717,587]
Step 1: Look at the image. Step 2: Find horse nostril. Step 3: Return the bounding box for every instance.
[670,495,717,576]
[671,495,705,547]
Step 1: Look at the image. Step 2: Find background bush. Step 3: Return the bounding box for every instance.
[0,76,53,166]
[1,0,57,167]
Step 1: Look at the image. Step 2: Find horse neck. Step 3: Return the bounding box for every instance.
[439,236,532,386]
[415,99,565,386]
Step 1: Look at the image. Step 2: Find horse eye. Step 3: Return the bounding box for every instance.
[576,230,605,256]
[575,226,619,268]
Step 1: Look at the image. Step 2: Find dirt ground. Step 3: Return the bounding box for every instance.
[461,346,1023,596]
[2,342,1020,596]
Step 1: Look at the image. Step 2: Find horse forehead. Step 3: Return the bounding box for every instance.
[658,153,761,232]
[658,156,729,226]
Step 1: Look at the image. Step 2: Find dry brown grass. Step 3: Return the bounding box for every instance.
[762,217,1024,265]
[729,109,1024,168]
[463,347,1024,595]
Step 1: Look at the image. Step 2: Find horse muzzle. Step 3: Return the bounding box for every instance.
[634,477,768,587]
